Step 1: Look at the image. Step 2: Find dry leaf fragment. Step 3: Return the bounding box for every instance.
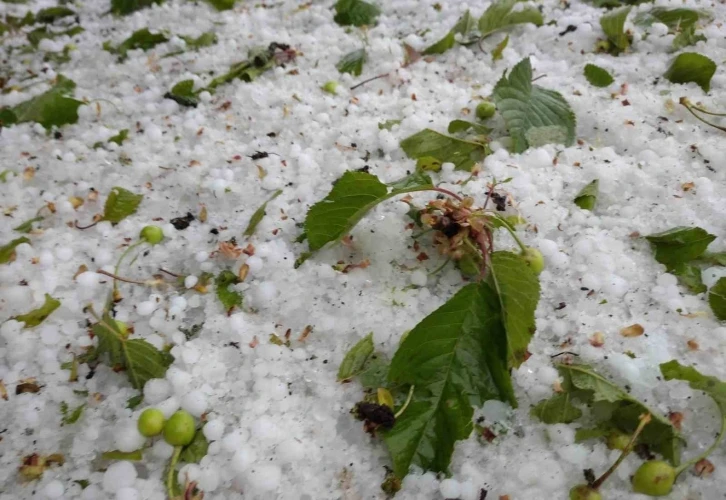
[668,411,684,430]
[298,325,313,342]
[620,324,644,337]
[218,241,243,259]
[0,380,7,400]
[694,458,714,477]
[199,205,208,223]
[682,182,695,192]
[687,339,699,351]
[238,264,249,282]
[73,264,89,280]
[589,332,605,347]
[69,196,84,209]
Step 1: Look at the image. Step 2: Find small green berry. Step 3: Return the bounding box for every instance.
[321,81,339,94]
[163,410,196,446]
[113,320,129,336]
[137,408,165,437]
[632,460,676,497]
[606,431,631,451]
[569,485,602,500]
[475,101,496,121]
[139,225,164,245]
[520,247,545,275]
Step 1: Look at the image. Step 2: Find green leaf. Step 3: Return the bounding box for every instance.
[93,312,174,390]
[216,270,243,312]
[180,32,218,50]
[702,252,726,266]
[337,333,375,382]
[574,426,611,442]
[0,236,30,264]
[13,216,44,233]
[300,171,433,260]
[102,449,143,461]
[244,189,282,237]
[358,352,391,389]
[206,44,282,92]
[447,120,492,136]
[165,80,199,108]
[671,262,706,294]
[634,8,706,31]
[126,395,143,409]
[423,10,477,55]
[35,6,75,24]
[709,277,726,321]
[488,251,540,368]
[671,24,707,52]
[378,119,401,130]
[0,75,83,130]
[600,7,632,54]
[664,52,716,93]
[574,179,599,211]
[102,187,143,224]
[383,280,515,478]
[660,360,726,413]
[645,226,716,272]
[60,402,85,425]
[491,35,508,61]
[179,429,209,463]
[478,0,543,39]
[584,64,614,87]
[531,392,582,424]
[400,129,488,171]
[492,57,576,153]
[111,0,164,15]
[108,129,129,146]
[555,363,684,464]
[108,28,169,61]
[28,26,84,47]
[333,0,380,27]
[337,49,366,76]
[13,294,60,328]
[205,0,236,10]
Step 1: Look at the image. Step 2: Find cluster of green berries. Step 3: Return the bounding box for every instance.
[138,408,196,446]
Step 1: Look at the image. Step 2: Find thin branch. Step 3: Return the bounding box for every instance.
[96,269,149,285]
[350,72,389,91]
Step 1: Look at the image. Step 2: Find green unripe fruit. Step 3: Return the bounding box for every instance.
[137,408,165,437]
[140,225,164,245]
[606,431,631,450]
[114,320,129,336]
[321,81,338,94]
[632,460,676,497]
[475,101,496,120]
[520,247,545,275]
[569,485,602,500]
[163,410,196,446]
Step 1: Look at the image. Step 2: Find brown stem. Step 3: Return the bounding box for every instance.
[158,268,181,278]
[75,220,99,230]
[350,72,389,91]
[681,103,726,133]
[96,269,149,285]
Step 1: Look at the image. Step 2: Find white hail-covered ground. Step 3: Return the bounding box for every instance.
[1,0,726,499]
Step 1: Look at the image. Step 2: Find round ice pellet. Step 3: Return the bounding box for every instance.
[439,478,460,498]
[202,420,224,441]
[181,390,207,416]
[43,480,64,498]
[116,487,139,500]
[102,461,137,493]
[247,464,281,492]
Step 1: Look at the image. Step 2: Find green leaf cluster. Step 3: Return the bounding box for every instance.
[0,75,83,130]
[645,226,725,298]
[532,363,684,464]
